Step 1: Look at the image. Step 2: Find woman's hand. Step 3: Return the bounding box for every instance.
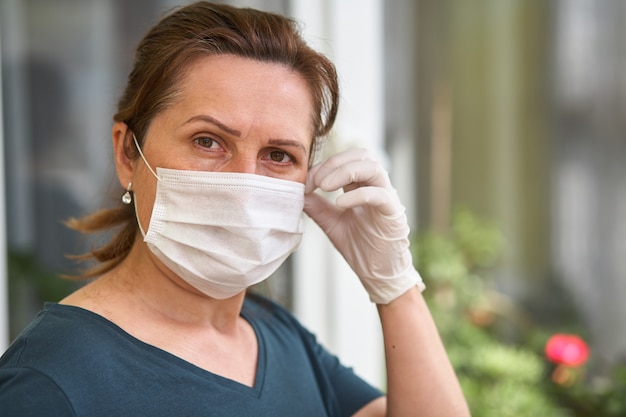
[304,148,424,304]
[306,148,470,416]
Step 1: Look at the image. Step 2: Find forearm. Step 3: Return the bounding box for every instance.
[377,287,470,417]
[304,149,469,415]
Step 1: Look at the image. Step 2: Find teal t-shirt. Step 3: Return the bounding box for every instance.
[0,295,383,416]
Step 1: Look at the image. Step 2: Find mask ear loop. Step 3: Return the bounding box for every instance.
[130,132,160,238]
[132,133,160,180]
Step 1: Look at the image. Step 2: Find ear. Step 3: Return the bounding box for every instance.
[112,122,135,190]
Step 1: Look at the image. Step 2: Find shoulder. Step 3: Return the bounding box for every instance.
[0,366,76,416]
[0,303,131,383]
[244,294,384,415]
[1,305,68,368]
[0,304,97,416]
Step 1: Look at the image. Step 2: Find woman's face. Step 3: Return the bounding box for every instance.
[132,53,314,187]
[112,54,314,290]
[126,54,315,228]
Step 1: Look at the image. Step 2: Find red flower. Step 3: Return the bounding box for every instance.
[545,334,590,367]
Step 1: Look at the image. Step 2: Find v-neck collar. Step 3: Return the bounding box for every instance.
[45,302,267,398]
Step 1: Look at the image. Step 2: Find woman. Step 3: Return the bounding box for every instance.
[0,2,469,416]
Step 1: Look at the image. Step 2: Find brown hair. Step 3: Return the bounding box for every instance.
[67,1,339,278]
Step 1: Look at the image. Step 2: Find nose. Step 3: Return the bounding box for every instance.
[220,154,258,175]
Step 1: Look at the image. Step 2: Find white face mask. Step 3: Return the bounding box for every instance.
[132,136,305,299]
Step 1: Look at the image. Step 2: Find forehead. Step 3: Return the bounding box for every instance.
[181,54,308,93]
[172,55,314,131]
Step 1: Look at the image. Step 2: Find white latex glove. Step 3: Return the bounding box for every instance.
[304,148,425,304]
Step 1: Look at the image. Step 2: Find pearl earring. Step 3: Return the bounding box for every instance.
[122,182,132,205]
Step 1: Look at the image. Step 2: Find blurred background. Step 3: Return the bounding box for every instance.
[2,0,626,415]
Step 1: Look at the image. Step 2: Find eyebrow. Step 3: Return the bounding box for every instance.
[185,114,308,155]
[185,114,241,137]
[268,139,308,155]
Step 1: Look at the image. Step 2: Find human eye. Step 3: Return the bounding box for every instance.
[194,136,222,149]
[268,150,293,163]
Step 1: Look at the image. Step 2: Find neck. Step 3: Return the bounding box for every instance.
[63,240,247,332]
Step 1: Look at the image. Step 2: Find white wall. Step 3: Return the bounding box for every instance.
[290,0,386,390]
[0,11,8,351]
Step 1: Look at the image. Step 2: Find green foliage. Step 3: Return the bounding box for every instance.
[547,362,626,417]
[412,208,571,417]
[417,209,626,417]
[7,249,78,339]
[8,250,76,302]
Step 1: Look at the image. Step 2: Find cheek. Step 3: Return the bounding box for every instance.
[294,168,308,185]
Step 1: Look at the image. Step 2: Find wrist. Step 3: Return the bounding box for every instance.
[365,266,425,305]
